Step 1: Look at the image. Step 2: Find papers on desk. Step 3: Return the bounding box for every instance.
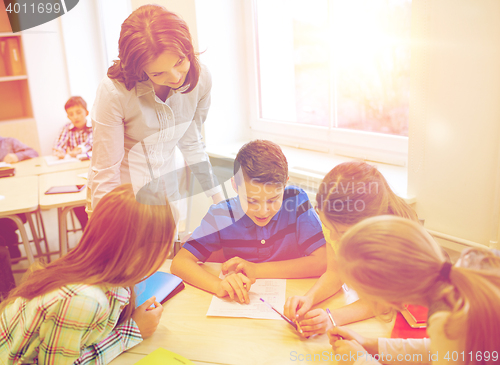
[44,155,79,166]
[207,276,286,320]
[0,162,11,168]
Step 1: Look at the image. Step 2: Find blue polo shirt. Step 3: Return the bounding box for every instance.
[183,186,326,263]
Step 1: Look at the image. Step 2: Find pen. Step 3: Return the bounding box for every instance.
[326,308,344,339]
[259,298,298,330]
[294,319,304,334]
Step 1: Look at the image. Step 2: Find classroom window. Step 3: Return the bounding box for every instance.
[248,0,412,160]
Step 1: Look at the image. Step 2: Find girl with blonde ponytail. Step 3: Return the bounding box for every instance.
[285,161,419,337]
[328,215,500,365]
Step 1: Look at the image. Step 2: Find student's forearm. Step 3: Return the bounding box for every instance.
[170,257,221,294]
[329,299,375,326]
[254,255,326,279]
[304,269,343,305]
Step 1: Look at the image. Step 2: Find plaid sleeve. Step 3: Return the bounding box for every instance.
[74,318,142,365]
[295,189,326,256]
[84,128,93,151]
[53,124,70,153]
[37,289,141,365]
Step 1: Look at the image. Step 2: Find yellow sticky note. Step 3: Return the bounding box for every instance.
[134,348,195,364]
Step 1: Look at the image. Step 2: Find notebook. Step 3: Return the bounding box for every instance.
[400,304,428,328]
[134,348,195,365]
[134,272,185,308]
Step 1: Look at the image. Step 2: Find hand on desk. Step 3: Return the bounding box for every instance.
[68,147,82,157]
[3,153,19,164]
[328,326,378,364]
[132,296,164,339]
[222,256,257,278]
[54,150,66,159]
[215,272,256,304]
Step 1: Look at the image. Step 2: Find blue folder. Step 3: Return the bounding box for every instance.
[135,272,185,308]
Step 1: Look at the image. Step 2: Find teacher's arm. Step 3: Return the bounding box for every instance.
[87,79,125,213]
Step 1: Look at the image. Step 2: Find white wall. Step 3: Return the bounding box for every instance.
[408,0,500,247]
[22,19,71,155]
[60,0,107,113]
[23,0,109,155]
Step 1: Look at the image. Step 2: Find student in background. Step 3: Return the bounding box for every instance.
[285,161,419,336]
[0,135,38,163]
[0,135,38,259]
[52,96,92,229]
[171,140,327,303]
[328,216,500,365]
[0,184,175,364]
[53,96,92,159]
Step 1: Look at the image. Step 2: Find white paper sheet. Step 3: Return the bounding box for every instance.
[0,162,12,168]
[44,155,79,166]
[206,276,287,320]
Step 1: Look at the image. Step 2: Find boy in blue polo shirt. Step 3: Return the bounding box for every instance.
[171,140,326,303]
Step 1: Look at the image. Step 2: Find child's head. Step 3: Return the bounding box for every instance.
[108,4,200,92]
[316,161,418,241]
[337,215,446,306]
[64,96,88,130]
[337,215,500,359]
[0,184,176,312]
[232,140,288,227]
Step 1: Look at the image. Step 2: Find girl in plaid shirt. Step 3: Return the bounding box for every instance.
[0,184,176,364]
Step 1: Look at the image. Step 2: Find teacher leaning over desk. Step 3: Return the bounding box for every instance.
[87,4,223,214]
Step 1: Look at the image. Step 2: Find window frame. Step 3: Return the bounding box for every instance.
[243,0,409,166]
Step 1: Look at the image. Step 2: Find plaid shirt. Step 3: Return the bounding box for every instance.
[0,284,142,364]
[53,122,93,154]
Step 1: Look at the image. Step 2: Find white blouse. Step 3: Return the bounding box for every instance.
[87,64,221,211]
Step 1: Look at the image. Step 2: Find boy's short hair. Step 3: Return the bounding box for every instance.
[64,96,87,111]
[234,140,288,186]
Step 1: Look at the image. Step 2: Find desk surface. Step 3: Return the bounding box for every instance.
[38,168,88,209]
[12,156,90,177]
[110,261,394,365]
[0,175,38,216]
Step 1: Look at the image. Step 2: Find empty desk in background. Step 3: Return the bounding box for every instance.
[38,168,88,256]
[110,261,394,365]
[0,175,41,263]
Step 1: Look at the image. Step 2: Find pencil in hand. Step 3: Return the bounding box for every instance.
[326,308,344,339]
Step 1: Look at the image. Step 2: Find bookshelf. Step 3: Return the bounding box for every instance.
[0,3,39,153]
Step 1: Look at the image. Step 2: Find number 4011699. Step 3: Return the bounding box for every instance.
[6,2,61,14]
[444,351,498,362]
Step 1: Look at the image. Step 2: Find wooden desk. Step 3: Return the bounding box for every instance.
[110,262,394,365]
[38,168,88,255]
[12,156,90,177]
[0,175,40,263]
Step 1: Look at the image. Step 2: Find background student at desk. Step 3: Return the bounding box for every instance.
[52,96,93,230]
[0,135,39,260]
[171,140,327,303]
